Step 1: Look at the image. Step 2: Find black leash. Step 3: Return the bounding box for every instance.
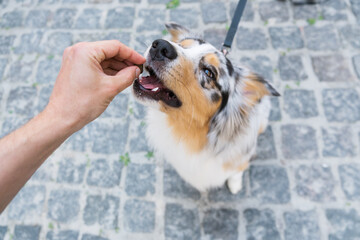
[221,0,248,56]
[221,0,328,55]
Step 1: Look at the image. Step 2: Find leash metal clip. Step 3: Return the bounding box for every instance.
[221,46,230,56]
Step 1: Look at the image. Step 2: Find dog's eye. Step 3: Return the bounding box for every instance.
[203,68,215,79]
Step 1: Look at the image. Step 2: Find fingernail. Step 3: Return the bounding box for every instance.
[135,67,140,78]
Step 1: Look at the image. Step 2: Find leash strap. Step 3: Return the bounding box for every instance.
[221,0,248,55]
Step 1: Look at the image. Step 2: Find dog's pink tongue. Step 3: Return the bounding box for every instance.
[139,76,163,90]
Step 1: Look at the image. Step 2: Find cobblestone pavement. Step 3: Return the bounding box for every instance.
[1,0,360,239]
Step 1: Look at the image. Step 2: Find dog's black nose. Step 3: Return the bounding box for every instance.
[150,39,177,61]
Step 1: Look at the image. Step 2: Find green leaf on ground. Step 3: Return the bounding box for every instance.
[120,153,131,166]
[145,151,154,160]
[162,29,169,36]
[166,0,180,9]
[307,18,316,25]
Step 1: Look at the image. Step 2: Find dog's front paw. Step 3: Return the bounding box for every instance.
[227,172,244,194]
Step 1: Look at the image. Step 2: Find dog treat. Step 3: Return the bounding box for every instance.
[136,64,143,73]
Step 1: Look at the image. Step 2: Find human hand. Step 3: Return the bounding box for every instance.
[45,40,145,132]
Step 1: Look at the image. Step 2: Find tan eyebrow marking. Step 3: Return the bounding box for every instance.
[180,39,195,48]
[204,53,220,68]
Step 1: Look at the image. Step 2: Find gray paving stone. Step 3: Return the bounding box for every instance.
[350,0,360,22]
[201,2,227,24]
[0,58,8,80]
[88,120,129,154]
[244,208,281,240]
[45,32,73,54]
[322,126,355,157]
[353,55,360,79]
[326,208,360,240]
[163,164,201,200]
[147,0,167,3]
[136,9,165,32]
[203,208,239,240]
[14,225,41,240]
[278,55,307,81]
[295,164,335,202]
[284,210,320,240]
[104,32,131,46]
[322,88,360,122]
[134,33,162,54]
[322,2,348,21]
[0,227,6,240]
[208,173,247,202]
[0,10,23,28]
[241,55,273,81]
[269,98,281,121]
[236,27,267,50]
[0,35,15,54]
[255,126,277,160]
[204,29,227,50]
[165,203,200,240]
[133,101,147,120]
[83,195,119,228]
[46,230,79,240]
[86,158,123,188]
[321,0,347,9]
[81,234,109,240]
[35,85,52,112]
[7,57,35,83]
[125,163,156,197]
[14,31,43,54]
[230,1,254,22]
[25,10,50,28]
[340,25,360,49]
[31,158,56,182]
[8,185,45,220]
[129,122,150,152]
[170,8,199,29]
[102,94,129,118]
[52,8,77,28]
[269,27,304,49]
[63,0,85,3]
[123,199,155,233]
[7,86,37,116]
[304,25,339,51]
[57,157,86,184]
[281,124,318,159]
[0,116,30,138]
[292,5,318,19]
[259,1,289,22]
[64,127,89,151]
[47,189,80,222]
[312,54,353,82]
[339,164,360,200]
[284,89,318,119]
[75,8,101,29]
[35,58,61,84]
[105,7,134,29]
[250,165,290,204]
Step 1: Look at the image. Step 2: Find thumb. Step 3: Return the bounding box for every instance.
[109,66,140,93]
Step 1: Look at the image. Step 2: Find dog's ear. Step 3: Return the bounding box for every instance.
[165,22,191,43]
[243,74,280,104]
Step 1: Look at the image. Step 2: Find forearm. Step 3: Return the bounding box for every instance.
[0,107,76,212]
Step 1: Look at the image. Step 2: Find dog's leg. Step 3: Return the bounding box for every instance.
[227,171,244,194]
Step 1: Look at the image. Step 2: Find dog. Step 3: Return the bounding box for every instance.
[132,23,279,194]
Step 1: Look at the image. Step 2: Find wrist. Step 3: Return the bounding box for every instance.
[41,104,82,138]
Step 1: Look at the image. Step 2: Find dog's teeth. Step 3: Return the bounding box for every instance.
[152,87,159,92]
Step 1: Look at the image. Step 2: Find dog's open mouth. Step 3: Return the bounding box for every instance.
[133,66,182,108]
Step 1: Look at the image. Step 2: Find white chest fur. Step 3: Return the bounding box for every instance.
[145,97,271,192]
